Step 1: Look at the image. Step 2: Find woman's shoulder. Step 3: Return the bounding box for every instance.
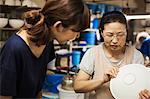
[89,42,103,51]
[125,44,144,64]
[126,44,142,54]
[3,33,26,52]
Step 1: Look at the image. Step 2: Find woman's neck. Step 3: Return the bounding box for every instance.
[17,30,40,47]
[103,44,126,59]
[16,29,47,58]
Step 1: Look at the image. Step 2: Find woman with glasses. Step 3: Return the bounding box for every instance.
[0,0,90,98]
[74,11,150,99]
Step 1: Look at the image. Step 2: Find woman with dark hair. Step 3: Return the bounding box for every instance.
[74,11,150,99]
[0,0,90,98]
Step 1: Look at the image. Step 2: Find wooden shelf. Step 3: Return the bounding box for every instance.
[0,5,41,13]
[0,28,18,31]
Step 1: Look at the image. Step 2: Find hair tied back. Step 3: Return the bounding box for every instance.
[24,10,45,29]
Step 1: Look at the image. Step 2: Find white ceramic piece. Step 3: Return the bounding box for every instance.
[0,18,8,28]
[22,0,32,7]
[0,0,3,5]
[5,0,15,5]
[110,64,150,99]
[57,85,84,99]
[9,19,24,29]
[15,0,21,6]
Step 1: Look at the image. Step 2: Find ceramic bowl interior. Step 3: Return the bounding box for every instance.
[9,19,24,29]
[0,18,8,28]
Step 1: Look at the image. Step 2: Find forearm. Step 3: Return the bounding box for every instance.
[0,96,12,99]
[74,79,104,93]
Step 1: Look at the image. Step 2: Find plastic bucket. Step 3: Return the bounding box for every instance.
[92,18,100,29]
[43,74,64,93]
[57,85,84,99]
[72,51,81,66]
[84,32,96,45]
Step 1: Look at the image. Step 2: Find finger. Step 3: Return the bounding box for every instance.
[105,70,114,80]
[140,90,150,99]
[113,67,119,77]
[105,67,118,78]
[139,92,145,99]
[139,93,147,99]
[111,67,119,77]
[147,90,150,97]
[143,89,150,98]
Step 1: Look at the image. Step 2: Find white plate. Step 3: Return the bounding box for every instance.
[110,64,150,99]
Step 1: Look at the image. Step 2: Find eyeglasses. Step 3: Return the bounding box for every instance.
[104,32,126,39]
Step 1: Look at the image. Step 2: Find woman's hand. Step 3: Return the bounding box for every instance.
[145,62,150,67]
[102,66,119,84]
[139,89,150,99]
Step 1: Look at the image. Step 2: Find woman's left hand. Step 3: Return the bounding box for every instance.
[139,89,150,99]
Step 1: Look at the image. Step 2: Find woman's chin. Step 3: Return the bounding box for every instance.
[110,47,121,51]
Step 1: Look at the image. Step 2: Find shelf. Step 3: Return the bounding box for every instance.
[143,26,150,28]
[72,45,94,49]
[0,28,18,31]
[0,5,41,13]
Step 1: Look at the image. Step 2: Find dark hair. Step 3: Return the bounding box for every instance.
[23,0,90,46]
[99,11,127,42]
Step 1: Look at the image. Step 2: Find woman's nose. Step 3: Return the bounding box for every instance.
[111,36,118,43]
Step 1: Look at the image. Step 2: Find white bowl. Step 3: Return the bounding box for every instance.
[0,18,8,28]
[57,85,84,99]
[110,64,150,99]
[9,19,24,29]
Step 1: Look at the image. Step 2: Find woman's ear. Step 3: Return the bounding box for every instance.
[100,31,104,42]
[53,21,64,33]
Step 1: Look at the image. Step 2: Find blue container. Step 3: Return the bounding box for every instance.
[72,51,81,66]
[92,18,100,29]
[84,32,96,45]
[43,74,64,93]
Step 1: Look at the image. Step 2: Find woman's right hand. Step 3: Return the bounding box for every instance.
[102,66,119,84]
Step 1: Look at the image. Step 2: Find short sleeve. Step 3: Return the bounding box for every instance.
[132,49,144,64]
[79,48,95,75]
[0,45,17,96]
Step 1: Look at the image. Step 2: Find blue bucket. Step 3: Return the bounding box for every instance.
[43,74,64,93]
[92,18,100,29]
[72,51,81,66]
[84,32,96,45]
